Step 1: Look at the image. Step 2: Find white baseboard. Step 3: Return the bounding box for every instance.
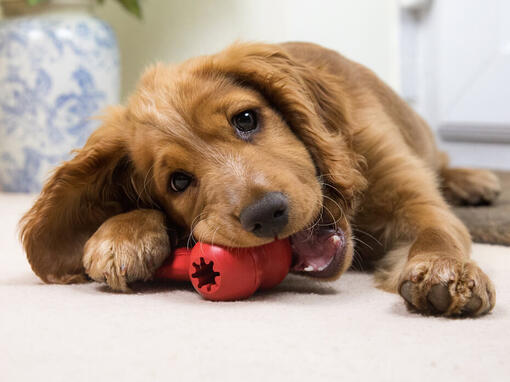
[439,124,510,144]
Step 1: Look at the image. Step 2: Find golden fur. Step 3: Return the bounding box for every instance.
[20,42,500,316]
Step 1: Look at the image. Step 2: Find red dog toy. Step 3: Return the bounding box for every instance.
[155,239,292,301]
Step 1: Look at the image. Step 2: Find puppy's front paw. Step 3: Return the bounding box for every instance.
[398,254,495,316]
[83,210,171,292]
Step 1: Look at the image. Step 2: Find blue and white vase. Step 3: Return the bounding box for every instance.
[0,0,119,192]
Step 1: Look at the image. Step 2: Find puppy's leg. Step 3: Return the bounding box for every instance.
[83,209,171,292]
[439,153,501,205]
[441,167,501,206]
[366,157,495,316]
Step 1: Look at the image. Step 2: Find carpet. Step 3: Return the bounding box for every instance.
[1,194,509,382]
[453,171,510,246]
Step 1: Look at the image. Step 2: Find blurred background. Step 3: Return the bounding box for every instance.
[95,0,401,101]
[1,0,509,192]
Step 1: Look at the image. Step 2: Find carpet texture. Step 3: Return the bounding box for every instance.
[453,171,510,246]
[1,194,509,382]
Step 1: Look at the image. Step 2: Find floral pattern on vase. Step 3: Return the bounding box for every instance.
[0,12,119,192]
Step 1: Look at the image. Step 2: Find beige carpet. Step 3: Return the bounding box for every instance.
[453,171,510,246]
[1,193,509,382]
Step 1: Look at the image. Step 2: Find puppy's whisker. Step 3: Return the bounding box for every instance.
[137,162,154,203]
[189,220,204,246]
[318,203,339,233]
[352,248,365,272]
[318,180,345,212]
[352,235,373,251]
[209,227,220,248]
[306,214,322,233]
[187,212,206,249]
[323,193,345,220]
[321,194,344,229]
[137,162,155,208]
[318,178,349,208]
[320,181,342,195]
[303,198,324,233]
[195,217,214,247]
[119,157,156,209]
[306,186,334,230]
[351,226,383,247]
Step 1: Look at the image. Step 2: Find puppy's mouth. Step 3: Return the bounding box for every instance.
[182,221,346,278]
[289,227,346,278]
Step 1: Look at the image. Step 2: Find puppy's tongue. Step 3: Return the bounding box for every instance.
[289,228,346,278]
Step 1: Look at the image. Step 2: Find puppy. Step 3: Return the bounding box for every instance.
[20,42,500,316]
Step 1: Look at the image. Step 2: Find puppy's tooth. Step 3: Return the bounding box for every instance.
[330,235,341,245]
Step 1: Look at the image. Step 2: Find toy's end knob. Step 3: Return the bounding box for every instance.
[191,257,220,292]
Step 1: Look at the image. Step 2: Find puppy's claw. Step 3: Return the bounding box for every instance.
[106,271,130,292]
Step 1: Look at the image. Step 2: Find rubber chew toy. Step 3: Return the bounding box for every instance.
[155,239,292,301]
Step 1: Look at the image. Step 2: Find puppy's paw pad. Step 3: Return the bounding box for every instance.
[427,284,451,313]
[399,281,413,305]
[464,295,482,313]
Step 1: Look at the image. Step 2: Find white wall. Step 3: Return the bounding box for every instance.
[94,0,400,100]
[399,0,510,169]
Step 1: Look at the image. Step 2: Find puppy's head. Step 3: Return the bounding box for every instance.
[121,43,366,278]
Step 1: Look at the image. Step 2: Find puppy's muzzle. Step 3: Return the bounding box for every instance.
[239,192,289,238]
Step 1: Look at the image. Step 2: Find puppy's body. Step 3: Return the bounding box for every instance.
[20,42,500,316]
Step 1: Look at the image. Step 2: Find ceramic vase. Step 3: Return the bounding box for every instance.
[0,0,119,192]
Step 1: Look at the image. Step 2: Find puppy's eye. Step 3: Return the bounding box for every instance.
[232,110,258,133]
[169,171,193,192]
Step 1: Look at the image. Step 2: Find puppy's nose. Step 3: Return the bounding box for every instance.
[239,192,289,238]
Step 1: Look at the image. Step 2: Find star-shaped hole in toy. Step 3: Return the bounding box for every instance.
[191,257,220,292]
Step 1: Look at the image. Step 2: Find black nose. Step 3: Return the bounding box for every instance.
[239,192,289,238]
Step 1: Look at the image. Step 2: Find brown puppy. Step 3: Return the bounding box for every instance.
[20,42,500,316]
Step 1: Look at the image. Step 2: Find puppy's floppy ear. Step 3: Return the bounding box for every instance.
[203,43,367,214]
[19,107,151,283]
